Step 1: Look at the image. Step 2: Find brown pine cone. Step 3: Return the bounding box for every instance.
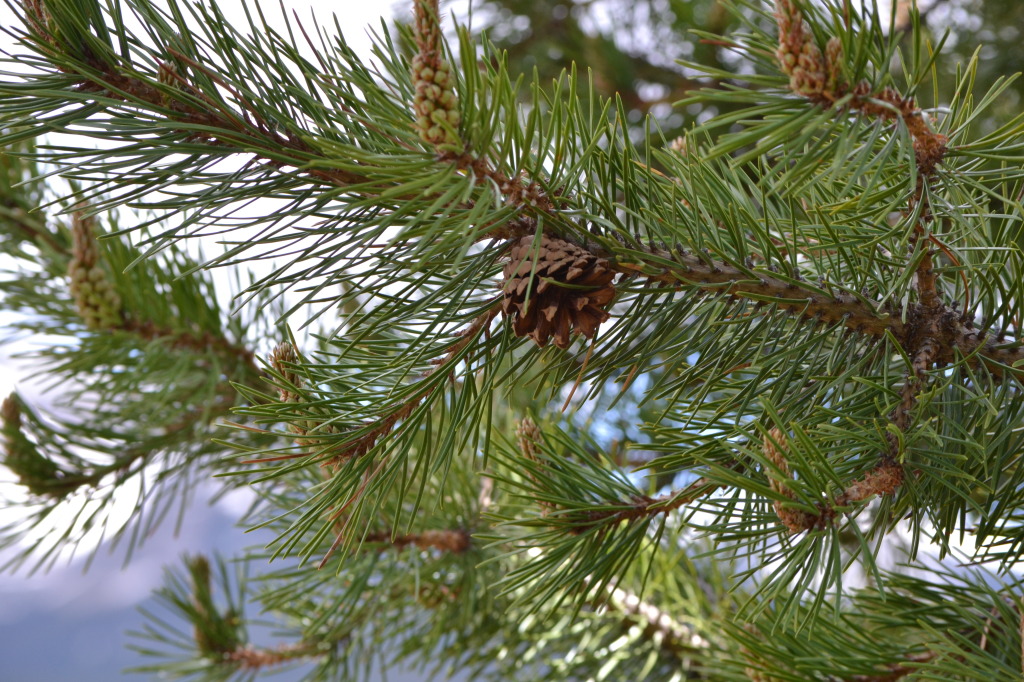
[501,235,616,349]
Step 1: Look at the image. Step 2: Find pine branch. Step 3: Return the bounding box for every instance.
[362,528,471,553]
[6,0,1024,678]
[773,0,948,175]
[596,236,1022,383]
[609,241,899,336]
[10,0,562,252]
[845,653,938,682]
[763,427,902,533]
[889,339,940,438]
[741,620,938,682]
[568,470,734,534]
[5,202,264,387]
[117,317,261,380]
[185,555,329,672]
[409,1,555,217]
[596,581,710,658]
[1,393,81,497]
[19,0,370,187]
[244,302,501,467]
[2,204,65,254]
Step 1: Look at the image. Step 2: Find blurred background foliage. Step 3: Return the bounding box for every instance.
[452,0,1022,140]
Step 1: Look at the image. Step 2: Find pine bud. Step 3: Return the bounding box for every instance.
[22,0,59,46]
[187,555,243,656]
[516,418,556,514]
[268,342,338,447]
[825,37,843,92]
[669,135,695,156]
[412,1,462,149]
[2,394,65,497]
[774,0,830,97]
[763,428,819,533]
[68,210,123,330]
[270,342,302,404]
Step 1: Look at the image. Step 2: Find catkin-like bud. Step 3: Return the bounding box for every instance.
[270,342,309,439]
[515,417,543,460]
[668,135,696,157]
[669,137,686,154]
[157,61,178,90]
[1,393,63,496]
[516,418,556,513]
[22,0,58,46]
[412,0,461,148]
[68,210,123,330]
[774,0,828,97]
[157,61,184,109]
[824,37,843,93]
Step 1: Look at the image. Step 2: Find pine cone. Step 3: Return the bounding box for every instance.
[501,235,616,349]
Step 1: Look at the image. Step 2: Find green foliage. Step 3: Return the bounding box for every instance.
[2,0,1024,680]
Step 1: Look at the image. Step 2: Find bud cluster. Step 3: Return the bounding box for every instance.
[68,210,123,330]
[22,0,58,47]
[157,61,189,112]
[774,0,841,98]
[824,36,843,94]
[2,393,64,497]
[412,0,461,148]
[157,61,178,94]
[774,1,946,174]
[515,417,543,461]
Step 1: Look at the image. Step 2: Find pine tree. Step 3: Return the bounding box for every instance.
[2,0,1024,679]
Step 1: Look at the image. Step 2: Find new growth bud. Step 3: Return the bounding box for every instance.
[270,342,302,404]
[68,210,123,330]
[1,393,72,497]
[268,342,338,448]
[22,0,58,47]
[669,134,696,157]
[774,0,843,98]
[187,554,243,657]
[763,427,819,533]
[412,0,461,149]
[825,37,843,93]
